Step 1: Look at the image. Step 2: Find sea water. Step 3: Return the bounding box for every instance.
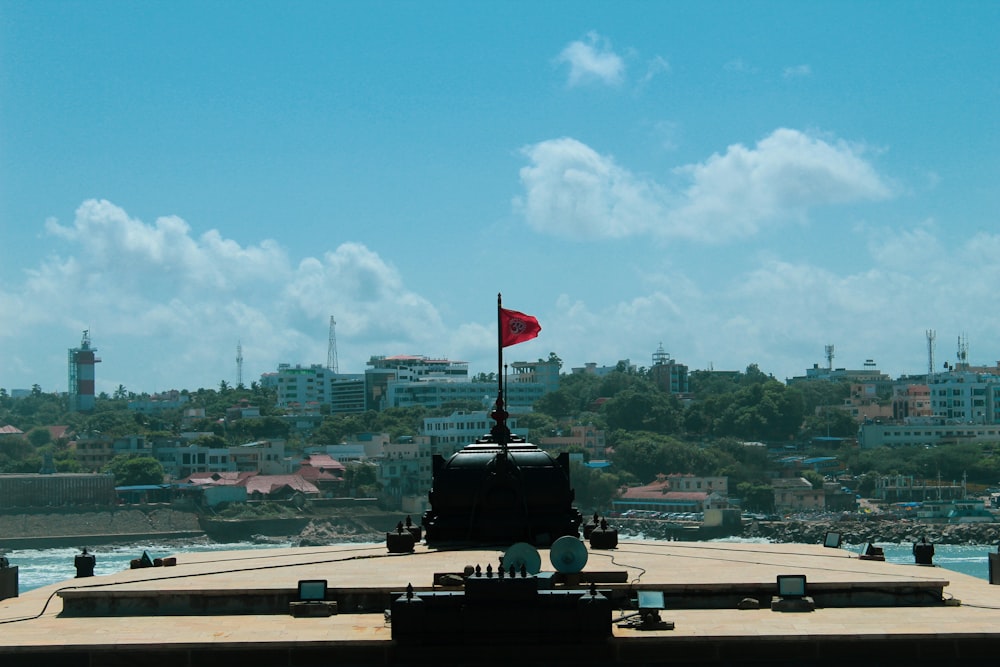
[5,539,293,595]
[871,542,993,580]
[5,539,996,595]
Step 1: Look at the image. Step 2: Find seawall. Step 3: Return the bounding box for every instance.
[0,505,403,549]
[0,506,205,550]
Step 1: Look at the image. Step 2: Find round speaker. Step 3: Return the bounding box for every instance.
[549,535,588,574]
[502,541,541,575]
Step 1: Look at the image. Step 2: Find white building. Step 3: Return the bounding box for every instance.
[421,410,527,458]
[927,371,1000,424]
[858,421,1000,449]
[260,364,365,414]
[229,440,291,475]
[156,443,235,480]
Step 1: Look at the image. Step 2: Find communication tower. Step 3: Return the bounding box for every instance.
[237,341,244,387]
[957,334,969,371]
[327,316,339,374]
[824,344,835,371]
[68,330,101,412]
[926,329,936,377]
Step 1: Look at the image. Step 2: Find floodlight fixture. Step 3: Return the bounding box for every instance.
[776,574,807,599]
[297,579,328,602]
[637,590,665,611]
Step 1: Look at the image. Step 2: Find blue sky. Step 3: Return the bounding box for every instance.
[1,1,998,396]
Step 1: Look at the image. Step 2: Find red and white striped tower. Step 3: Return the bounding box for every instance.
[68,330,101,412]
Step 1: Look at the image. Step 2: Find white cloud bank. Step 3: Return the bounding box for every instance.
[2,200,449,393]
[556,32,625,87]
[517,128,892,241]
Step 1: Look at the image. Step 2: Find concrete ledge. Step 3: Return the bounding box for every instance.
[57,577,948,617]
[770,595,816,612]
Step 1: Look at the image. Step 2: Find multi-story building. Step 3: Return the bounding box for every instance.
[127,391,190,414]
[858,421,1000,449]
[788,360,892,394]
[377,437,432,512]
[537,424,606,459]
[927,371,1000,424]
[421,411,527,458]
[155,442,235,480]
[834,383,893,423]
[571,360,636,376]
[664,473,728,495]
[384,378,544,413]
[892,383,932,420]
[261,364,366,414]
[649,343,689,395]
[612,474,730,514]
[874,474,965,503]
[72,433,116,472]
[509,359,561,394]
[263,354,553,415]
[772,477,824,511]
[366,355,469,410]
[229,440,289,475]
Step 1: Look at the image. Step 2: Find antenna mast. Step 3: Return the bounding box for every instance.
[926,329,936,377]
[957,334,968,371]
[236,340,244,387]
[824,344,835,371]
[327,316,339,373]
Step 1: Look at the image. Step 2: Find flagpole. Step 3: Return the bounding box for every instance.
[497,292,504,399]
[493,292,509,450]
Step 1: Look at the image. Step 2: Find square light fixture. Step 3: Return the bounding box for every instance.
[776,574,807,599]
[637,590,665,611]
[297,579,328,602]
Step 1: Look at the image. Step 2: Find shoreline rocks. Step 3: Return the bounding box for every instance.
[614,516,1000,546]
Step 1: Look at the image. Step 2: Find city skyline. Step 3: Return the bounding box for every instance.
[2,2,997,395]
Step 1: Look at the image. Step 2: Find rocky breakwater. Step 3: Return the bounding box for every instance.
[743,518,1000,546]
[294,516,388,546]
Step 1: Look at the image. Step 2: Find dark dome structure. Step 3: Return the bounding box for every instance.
[421,395,582,546]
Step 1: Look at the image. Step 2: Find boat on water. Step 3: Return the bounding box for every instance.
[5,297,1000,665]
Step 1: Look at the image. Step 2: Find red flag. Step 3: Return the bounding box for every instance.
[500,308,541,347]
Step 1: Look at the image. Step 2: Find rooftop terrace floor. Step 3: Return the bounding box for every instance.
[2,539,999,665]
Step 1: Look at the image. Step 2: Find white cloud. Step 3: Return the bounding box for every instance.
[724,58,757,74]
[556,32,625,87]
[669,129,892,238]
[516,137,667,239]
[517,128,893,241]
[783,64,812,79]
[0,200,447,393]
[541,221,1000,382]
[638,55,671,86]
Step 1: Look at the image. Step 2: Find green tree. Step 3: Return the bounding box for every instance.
[0,436,37,473]
[516,412,558,437]
[603,388,682,435]
[802,470,826,489]
[27,427,52,447]
[103,455,165,486]
[801,407,857,439]
[344,462,378,496]
[736,482,775,512]
[570,461,620,511]
[715,381,804,441]
[227,416,291,442]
